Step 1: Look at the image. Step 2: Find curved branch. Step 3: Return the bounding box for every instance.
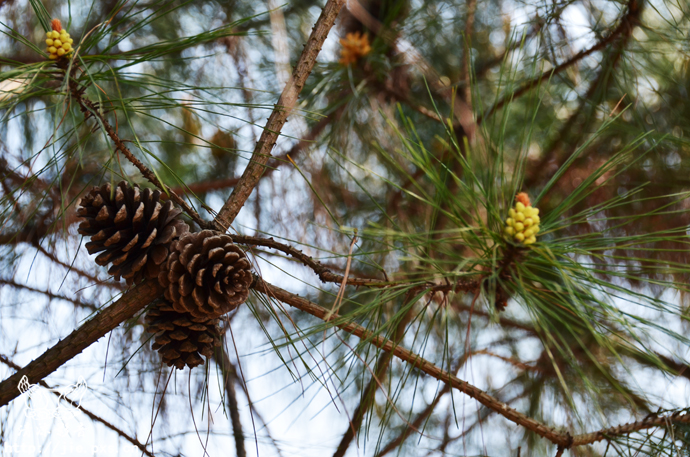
[332,306,415,457]
[0,278,98,311]
[572,411,690,445]
[234,234,482,293]
[171,109,339,197]
[69,86,209,230]
[477,0,642,124]
[523,1,638,189]
[213,346,246,457]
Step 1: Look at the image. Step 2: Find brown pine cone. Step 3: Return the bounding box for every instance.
[158,230,252,319]
[77,181,189,284]
[145,301,221,370]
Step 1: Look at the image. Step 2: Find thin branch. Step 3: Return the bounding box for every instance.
[171,110,339,197]
[34,243,124,291]
[0,354,154,456]
[523,1,638,189]
[0,280,162,406]
[462,0,477,106]
[214,0,346,229]
[477,0,642,124]
[212,346,246,457]
[233,234,481,293]
[374,382,451,457]
[332,306,416,457]
[472,349,544,373]
[254,277,690,449]
[572,411,690,446]
[69,85,210,230]
[0,278,98,311]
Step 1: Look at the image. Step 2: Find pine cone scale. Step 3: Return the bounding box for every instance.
[158,230,252,319]
[145,300,222,369]
[140,228,157,249]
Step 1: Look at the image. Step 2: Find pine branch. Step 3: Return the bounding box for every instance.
[213,345,246,457]
[233,234,482,292]
[477,0,642,124]
[0,278,98,311]
[253,277,690,449]
[214,0,346,229]
[523,9,636,189]
[374,382,450,457]
[171,109,339,197]
[34,243,124,291]
[0,280,162,406]
[572,411,690,445]
[251,277,569,446]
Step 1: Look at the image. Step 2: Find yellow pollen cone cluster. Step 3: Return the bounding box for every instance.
[339,31,371,66]
[504,192,540,245]
[46,19,73,60]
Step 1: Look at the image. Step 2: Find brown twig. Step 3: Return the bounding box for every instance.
[171,110,339,197]
[462,0,477,106]
[214,0,346,229]
[213,346,246,457]
[0,278,98,311]
[572,411,690,446]
[252,277,690,449]
[0,354,154,456]
[477,0,642,124]
[523,0,639,189]
[375,382,451,457]
[34,243,124,291]
[69,86,210,230]
[233,234,481,293]
[0,280,162,406]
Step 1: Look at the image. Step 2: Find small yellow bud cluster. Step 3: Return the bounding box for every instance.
[45,19,73,60]
[339,31,371,66]
[504,193,540,245]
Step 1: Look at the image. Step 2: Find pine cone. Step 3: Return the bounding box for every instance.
[158,230,252,319]
[77,181,189,284]
[145,301,221,370]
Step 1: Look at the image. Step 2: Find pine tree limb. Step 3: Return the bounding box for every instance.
[213,346,246,457]
[214,0,346,229]
[477,0,642,124]
[332,306,416,457]
[69,86,210,230]
[572,411,690,446]
[171,109,339,198]
[251,277,569,446]
[0,278,98,311]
